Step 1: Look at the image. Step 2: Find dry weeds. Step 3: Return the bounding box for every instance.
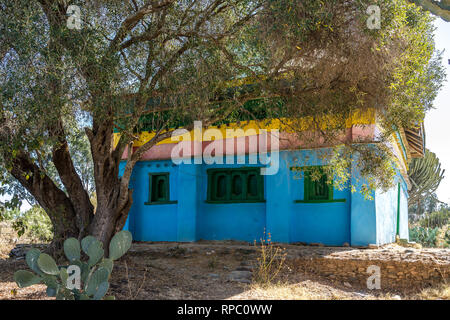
[1,242,448,300]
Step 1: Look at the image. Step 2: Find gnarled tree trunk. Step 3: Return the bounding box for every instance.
[9,152,80,256]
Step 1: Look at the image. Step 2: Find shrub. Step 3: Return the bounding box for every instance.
[419,209,450,229]
[1,206,53,242]
[253,232,287,287]
[20,206,53,241]
[441,228,450,248]
[13,230,132,300]
[409,226,439,247]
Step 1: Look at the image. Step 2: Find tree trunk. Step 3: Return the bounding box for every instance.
[85,122,134,254]
[88,192,133,256]
[46,210,79,259]
[9,152,80,256]
[52,131,94,239]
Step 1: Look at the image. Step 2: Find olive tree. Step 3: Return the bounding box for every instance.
[0,0,445,252]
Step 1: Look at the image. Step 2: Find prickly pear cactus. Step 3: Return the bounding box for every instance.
[13,230,132,300]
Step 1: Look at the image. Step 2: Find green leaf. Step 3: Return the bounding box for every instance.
[14,270,41,288]
[81,236,97,254]
[80,262,90,283]
[109,230,132,260]
[60,268,68,287]
[98,258,114,274]
[41,274,58,289]
[56,288,75,300]
[37,253,59,275]
[25,248,42,275]
[46,286,57,297]
[104,295,115,300]
[64,237,81,261]
[93,282,109,300]
[87,240,104,267]
[85,267,109,296]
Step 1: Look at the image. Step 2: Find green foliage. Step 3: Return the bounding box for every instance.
[14,270,41,288]
[109,230,132,261]
[0,0,446,241]
[419,208,450,228]
[408,149,445,209]
[409,226,439,247]
[408,192,445,221]
[444,229,450,248]
[410,203,449,248]
[1,206,53,241]
[0,201,4,221]
[63,238,81,262]
[13,230,132,300]
[291,144,397,200]
[408,0,450,22]
[37,253,60,275]
[257,0,444,195]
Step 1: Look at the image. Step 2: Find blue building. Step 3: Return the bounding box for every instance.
[118,109,424,246]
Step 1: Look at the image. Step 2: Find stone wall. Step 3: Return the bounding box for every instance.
[131,241,450,291]
[287,246,450,291]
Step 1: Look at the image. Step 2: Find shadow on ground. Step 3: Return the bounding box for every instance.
[1,241,448,300]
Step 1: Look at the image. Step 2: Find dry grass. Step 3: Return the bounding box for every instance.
[416,283,450,300]
[253,232,287,287]
[0,243,14,259]
[237,282,450,300]
[244,282,336,300]
[235,281,393,300]
[1,241,449,300]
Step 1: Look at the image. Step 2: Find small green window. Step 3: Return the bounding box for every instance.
[214,173,227,200]
[304,167,332,201]
[231,173,243,200]
[145,173,177,205]
[207,168,264,203]
[292,166,346,203]
[247,174,258,198]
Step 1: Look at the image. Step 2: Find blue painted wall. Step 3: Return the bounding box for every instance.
[197,159,266,242]
[266,151,351,246]
[120,149,407,246]
[375,185,398,245]
[399,179,409,240]
[124,161,179,241]
[176,164,201,241]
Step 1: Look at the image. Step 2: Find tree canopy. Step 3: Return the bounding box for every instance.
[409,0,450,21]
[0,0,446,250]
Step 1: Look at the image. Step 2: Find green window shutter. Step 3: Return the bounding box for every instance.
[153,176,165,201]
[231,172,244,200]
[247,173,258,198]
[146,173,175,204]
[207,168,265,203]
[292,166,344,204]
[303,166,333,201]
[214,173,228,200]
[311,174,329,200]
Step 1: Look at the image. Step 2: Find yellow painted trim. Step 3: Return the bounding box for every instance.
[114,108,377,148]
[392,133,408,171]
[374,117,409,172]
[399,128,412,163]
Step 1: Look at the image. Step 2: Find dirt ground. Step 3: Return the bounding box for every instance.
[1,241,448,300]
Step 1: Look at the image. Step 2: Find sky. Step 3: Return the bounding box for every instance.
[424,18,450,204]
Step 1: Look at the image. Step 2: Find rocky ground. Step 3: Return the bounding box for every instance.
[1,241,449,300]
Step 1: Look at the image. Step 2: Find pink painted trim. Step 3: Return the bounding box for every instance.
[119,125,376,161]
